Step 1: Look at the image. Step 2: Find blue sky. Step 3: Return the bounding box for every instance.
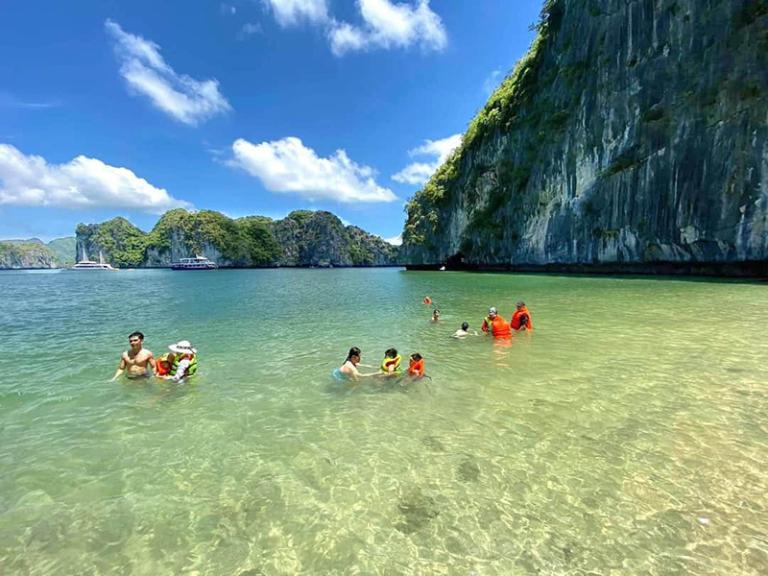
[0,0,541,243]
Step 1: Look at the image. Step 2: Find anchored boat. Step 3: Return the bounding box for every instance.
[71,251,117,271]
[170,256,218,270]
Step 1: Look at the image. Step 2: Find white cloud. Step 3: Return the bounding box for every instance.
[384,234,402,246]
[0,144,190,213]
[262,0,329,26]
[260,0,446,55]
[105,20,231,125]
[230,137,397,203]
[392,134,462,185]
[329,0,447,56]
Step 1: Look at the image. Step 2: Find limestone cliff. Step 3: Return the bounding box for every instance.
[0,237,75,269]
[0,239,55,269]
[403,0,768,276]
[76,210,399,268]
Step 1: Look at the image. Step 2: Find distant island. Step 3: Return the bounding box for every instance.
[75,209,400,268]
[0,237,76,269]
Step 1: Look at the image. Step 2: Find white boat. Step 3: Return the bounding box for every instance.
[171,256,218,270]
[71,251,116,271]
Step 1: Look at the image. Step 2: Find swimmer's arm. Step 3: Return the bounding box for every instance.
[148,353,156,372]
[168,358,190,382]
[110,357,127,381]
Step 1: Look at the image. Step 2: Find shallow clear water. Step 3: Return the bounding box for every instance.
[1,268,767,575]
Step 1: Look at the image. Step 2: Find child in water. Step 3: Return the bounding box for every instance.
[380,348,402,376]
[431,309,441,322]
[408,353,426,379]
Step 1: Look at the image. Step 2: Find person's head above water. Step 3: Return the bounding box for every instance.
[516,301,526,308]
[346,347,361,363]
[461,322,469,331]
[385,348,398,358]
[410,352,423,361]
[128,331,144,349]
[488,307,497,317]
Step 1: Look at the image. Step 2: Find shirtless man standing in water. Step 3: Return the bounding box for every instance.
[111,331,156,380]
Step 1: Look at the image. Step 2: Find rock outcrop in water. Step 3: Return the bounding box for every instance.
[0,237,75,269]
[403,0,768,276]
[76,210,399,268]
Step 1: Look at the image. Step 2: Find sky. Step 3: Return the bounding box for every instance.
[0,0,542,244]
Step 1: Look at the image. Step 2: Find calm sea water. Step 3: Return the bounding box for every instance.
[0,268,766,575]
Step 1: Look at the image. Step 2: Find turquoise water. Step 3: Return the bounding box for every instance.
[1,268,767,575]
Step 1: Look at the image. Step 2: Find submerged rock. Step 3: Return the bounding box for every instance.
[395,489,440,534]
[456,457,481,483]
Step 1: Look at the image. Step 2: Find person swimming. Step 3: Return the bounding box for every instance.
[431,309,441,322]
[452,322,478,338]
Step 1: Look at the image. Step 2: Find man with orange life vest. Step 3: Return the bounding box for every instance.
[511,301,533,331]
[481,307,512,339]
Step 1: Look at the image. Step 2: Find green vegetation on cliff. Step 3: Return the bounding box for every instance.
[76,218,146,268]
[0,237,76,268]
[402,0,768,274]
[47,237,76,266]
[404,0,564,247]
[77,209,398,268]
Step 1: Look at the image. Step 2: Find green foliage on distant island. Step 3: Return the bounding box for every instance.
[0,240,53,268]
[47,237,76,266]
[76,209,398,267]
[237,216,282,265]
[0,237,76,268]
[77,217,146,268]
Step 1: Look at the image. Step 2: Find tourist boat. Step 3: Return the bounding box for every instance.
[170,256,218,270]
[71,251,117,271]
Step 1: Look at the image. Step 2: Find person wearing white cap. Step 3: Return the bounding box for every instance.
[164,340,198,382]
[481,306,511,339]
[481,307,498,335]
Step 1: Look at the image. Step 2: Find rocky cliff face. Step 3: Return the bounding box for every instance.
[0,240,55,269]
[403,0,768,275]
[76,210,399,268]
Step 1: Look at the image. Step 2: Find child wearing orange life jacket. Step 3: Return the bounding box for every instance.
[408,353,425,378]
[155,353,173,376]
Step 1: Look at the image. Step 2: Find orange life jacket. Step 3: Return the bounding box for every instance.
[408,358,425,377]
[155,353,172,376]
[511,307,533,330]
[490,316,511,338]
